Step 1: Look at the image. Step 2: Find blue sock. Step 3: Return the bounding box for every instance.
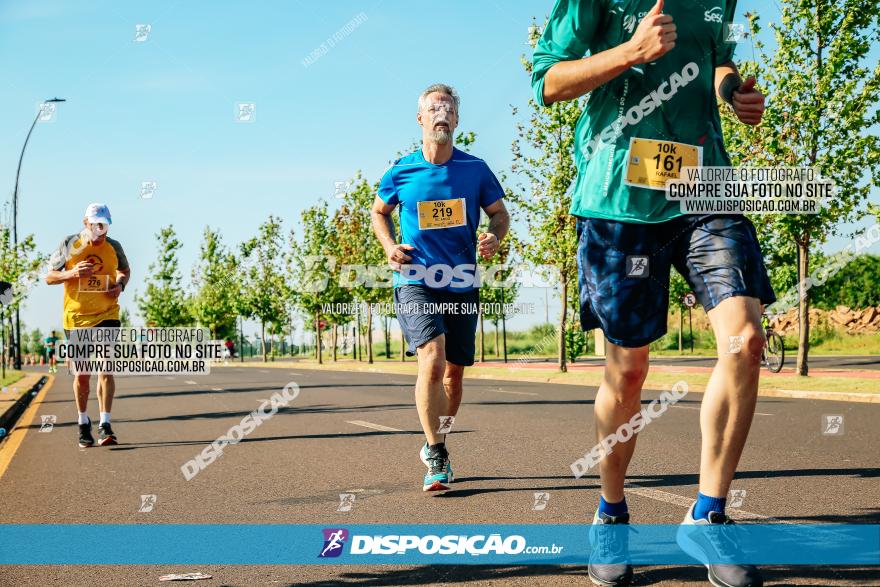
[693,492,726,520]
[598,495,628,517]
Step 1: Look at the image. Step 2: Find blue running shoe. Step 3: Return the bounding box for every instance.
[421,443,452,492]
[420,442,454,481]
[588,510,633,586]
[677,501,763,587]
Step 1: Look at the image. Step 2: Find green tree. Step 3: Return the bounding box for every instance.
[289,202,349,364]
[136,226,192,327]
[812,254,880,309]
[240,216,290,362]
[508,38,584,372]
[0,225,46,362]
[478,218,520,362]
[28,329,44,358]
[722,1,880,375]
[191,228,238,339]
[333,174,385,363]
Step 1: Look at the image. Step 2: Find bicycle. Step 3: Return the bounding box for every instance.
[761,314,785,373]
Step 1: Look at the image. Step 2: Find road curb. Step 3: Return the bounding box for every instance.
[0,375,49,436]
[223,361,880,403]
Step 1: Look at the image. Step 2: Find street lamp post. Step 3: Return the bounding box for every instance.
[11,98,65,370]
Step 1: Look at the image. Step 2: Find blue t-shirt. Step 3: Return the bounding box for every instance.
[378,147,504,292]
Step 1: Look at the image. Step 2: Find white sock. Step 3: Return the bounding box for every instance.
[99,412,111,425]
[78,412,90,425]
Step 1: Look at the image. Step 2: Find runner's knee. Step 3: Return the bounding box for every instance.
[418,339,446,382]
[604,347,649,397]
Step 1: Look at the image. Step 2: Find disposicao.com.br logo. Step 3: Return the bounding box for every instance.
[319,528,563,558]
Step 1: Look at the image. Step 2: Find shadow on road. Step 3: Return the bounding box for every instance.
[106,430,473,451]
[286,564,880,586]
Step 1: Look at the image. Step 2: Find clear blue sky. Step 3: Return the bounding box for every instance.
[1,0,876,338]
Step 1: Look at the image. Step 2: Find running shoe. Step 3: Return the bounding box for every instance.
[588,510,633,586]
[420,442,454,481]
[422,443,451,492]
[677,501,763,587]
[97,422,117,446]
[78,422,94,448]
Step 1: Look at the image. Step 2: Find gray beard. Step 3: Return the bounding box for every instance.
[428,129,451,145]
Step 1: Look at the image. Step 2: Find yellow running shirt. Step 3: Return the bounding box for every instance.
[50,232,130,329]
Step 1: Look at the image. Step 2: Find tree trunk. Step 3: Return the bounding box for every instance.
[479,315,485,363]
[367,310,374,364]
[315,314,323,365]
[559,278,568,372]
[260,321,267,363]
[384,316,391,359]
[796,238,810,376]
[502,311,508,363]
[332,325,337,362]
[494,323,499,358]
[355,311,361,361]
[400,326,406,362]
[678,308,683,353]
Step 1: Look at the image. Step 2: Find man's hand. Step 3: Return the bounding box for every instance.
[625,0,676,65]
[732,77,765,125]
[69,261,94,279]
[107,283,123,299]
[386,243,414,271]
[477,232,499,260]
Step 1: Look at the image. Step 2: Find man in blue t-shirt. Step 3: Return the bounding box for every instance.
[371,83,510,493]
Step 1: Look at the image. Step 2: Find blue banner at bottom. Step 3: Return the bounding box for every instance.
[0,524,877,565]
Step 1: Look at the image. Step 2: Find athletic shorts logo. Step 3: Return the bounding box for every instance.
[705,6,723,23]
[319,528,349,558]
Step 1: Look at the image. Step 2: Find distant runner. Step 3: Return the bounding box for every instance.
[44,330,59,373]
[45,203,131,448]
[371,84,510,492]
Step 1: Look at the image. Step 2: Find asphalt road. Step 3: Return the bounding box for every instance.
[0,366,878,586]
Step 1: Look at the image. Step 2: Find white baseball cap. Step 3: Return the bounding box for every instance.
[84,202,112,225]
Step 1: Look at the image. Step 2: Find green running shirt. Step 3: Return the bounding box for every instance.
[532,0,738,223]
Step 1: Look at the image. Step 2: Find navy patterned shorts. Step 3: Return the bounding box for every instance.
[394,285,480,366]
[576,214,776,348]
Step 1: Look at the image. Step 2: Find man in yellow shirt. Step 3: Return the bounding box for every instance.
[46,203,131,447]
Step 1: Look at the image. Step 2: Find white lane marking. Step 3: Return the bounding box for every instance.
[627,482,859,540]
[670,405,773,416]
[165,377,176,380]
[185,380,197,385]
[346,420,402,432]
[624,483,781,522]
[211,387,224,391]
[493,389,540,396]
[289,372,302,376]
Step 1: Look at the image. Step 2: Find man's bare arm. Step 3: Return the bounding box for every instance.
[478,199,510,259]
[715,60,765,125]
[542,0,675,105]
[370,196,413,270]
[45,261,94,285]
[715,61,741,104]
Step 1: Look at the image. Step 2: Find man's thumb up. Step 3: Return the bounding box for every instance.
[648,0,664,15]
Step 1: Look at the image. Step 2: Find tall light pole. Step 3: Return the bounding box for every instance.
[12,98,65,370]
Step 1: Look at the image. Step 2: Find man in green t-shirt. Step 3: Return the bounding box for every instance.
[533,1,773,586]
[45,331,59,373]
